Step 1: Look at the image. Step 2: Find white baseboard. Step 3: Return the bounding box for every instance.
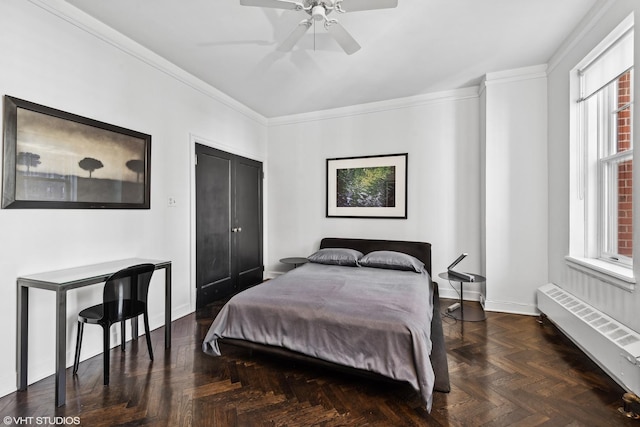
[265,270,285,279]
[484,299,538,316]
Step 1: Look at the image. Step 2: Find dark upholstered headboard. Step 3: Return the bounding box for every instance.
[319,237,432,276]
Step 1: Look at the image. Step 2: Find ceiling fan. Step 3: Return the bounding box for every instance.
[240,0,398,55]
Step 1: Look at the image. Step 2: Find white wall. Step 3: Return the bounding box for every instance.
[482,66,549,315]
[0,0,267,397]
[266,90,484,301]
[547,0,640,331]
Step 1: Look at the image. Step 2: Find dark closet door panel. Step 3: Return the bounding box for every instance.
[238,267,264,291]
[196,149,234,306]
[235,157,263,290]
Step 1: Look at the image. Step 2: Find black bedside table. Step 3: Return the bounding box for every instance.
[279,257,309,268]
[438,271,486,322]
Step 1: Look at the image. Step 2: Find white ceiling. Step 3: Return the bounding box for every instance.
[63,0,599,118]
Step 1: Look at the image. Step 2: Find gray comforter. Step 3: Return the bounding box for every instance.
[202,262,436,410]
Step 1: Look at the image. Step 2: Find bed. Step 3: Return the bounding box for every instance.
[202,237,450,411]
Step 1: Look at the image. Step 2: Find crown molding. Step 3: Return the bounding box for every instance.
[547,0,618,74]
[27,0,268,127]
[480,64,548,94]
[268,86,480,127]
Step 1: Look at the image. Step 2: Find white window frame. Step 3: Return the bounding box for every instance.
[592,75,633,265]
[567,13,635,290]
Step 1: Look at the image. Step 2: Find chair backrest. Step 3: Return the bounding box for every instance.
[102,263,155,324]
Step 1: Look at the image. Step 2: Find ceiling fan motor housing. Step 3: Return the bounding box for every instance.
[311,5,327,20]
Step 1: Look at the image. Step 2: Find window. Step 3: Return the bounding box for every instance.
[570,16,634,275]
[582,69,634,264]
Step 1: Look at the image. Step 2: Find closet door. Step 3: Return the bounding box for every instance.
[234,156,264,290]
[195,144,263,308]
[196,147,234,306]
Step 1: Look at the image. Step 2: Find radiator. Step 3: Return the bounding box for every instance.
[537,283,640,394]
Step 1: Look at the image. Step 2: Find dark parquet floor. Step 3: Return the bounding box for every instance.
[0,295,635,426]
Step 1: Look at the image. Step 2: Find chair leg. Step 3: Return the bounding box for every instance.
[73,321,84,375]
[143,311,154,361]
[103,324,111,386]
[121,320,126,352]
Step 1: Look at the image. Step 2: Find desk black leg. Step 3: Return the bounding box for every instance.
[16,283,28,391]
[55,290,67,407]
[165,264,172,349]
[460,282,464,320]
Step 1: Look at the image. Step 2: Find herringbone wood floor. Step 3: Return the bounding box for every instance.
[0,297,635,426]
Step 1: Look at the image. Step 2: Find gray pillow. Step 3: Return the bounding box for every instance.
[307,248,363,266]
[359,250,424,273]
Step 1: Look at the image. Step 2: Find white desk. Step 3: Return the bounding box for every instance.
[16,258,172,407]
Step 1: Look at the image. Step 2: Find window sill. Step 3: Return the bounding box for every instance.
[565,256,635,292]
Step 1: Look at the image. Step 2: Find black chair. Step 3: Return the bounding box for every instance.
[73,263,155,385]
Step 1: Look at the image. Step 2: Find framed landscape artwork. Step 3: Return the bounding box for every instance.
[2,96,151,209]
[326,153,407,218]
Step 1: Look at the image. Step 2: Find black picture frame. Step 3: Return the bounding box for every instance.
[2,96,151,209]
[326,153,407,219]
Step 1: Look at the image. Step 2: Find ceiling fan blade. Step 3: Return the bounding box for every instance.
[240,0,302,10]
[277,20,312,52]
[325,20,361,55]
[336,0,398,12]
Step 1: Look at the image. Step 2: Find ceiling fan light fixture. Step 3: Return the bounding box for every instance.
[240,0,397,54]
